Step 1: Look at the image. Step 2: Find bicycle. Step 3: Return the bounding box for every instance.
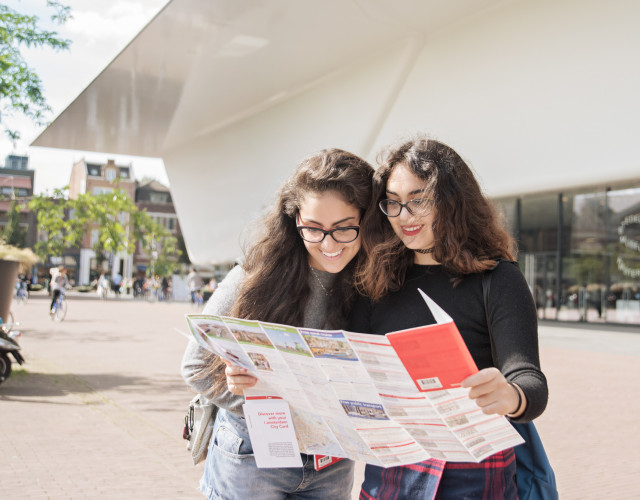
[50,292,68,322]
[0,311,16,334]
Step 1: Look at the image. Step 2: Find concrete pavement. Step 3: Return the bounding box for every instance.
[1,293,202,499]
[1,292,639,499]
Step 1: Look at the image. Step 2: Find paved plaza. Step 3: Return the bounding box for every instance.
[1,292,639,499]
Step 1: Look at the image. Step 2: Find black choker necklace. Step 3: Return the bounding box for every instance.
[415,247,435,254]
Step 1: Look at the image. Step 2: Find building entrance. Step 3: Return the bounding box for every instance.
[520,252,558,320]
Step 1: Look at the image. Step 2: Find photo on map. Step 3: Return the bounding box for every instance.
[299,329,357,360]
[247,351,273,371]
[191,317,236,342]
[260,323,313,357]
[222,317,275,348]
[340,400,389,420]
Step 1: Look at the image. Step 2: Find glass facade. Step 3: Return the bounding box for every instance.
[495,182,640,325]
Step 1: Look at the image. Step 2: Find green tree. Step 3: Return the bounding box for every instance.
[4,128,19,150]
[1,198,26,247]
[28,188,181,274]
[132,208,180,277]
[0,1,71,133]
[75,189,139,262]
[143,231,180,277]
[28,187,70,260]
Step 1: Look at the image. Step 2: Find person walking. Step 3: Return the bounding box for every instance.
[97,272,109,299]
[112,272,122,297]
[49,266,69,314]
[186,268,203,306]
[181,148,374,500]
[161,276,170,301]
[350,136,549,500]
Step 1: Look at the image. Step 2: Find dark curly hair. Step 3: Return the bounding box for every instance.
[356,135,516,300]
[208,148,374,391]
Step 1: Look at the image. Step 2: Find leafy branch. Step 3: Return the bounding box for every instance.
[0,1,72,130]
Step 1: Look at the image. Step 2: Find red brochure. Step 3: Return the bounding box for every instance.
[386,289,478,392]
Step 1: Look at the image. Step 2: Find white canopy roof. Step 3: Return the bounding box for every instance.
[33,0,640,263]
[34,0,504,157]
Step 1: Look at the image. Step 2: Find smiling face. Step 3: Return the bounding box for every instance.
[385,163,438,264]
[297,190,362,273]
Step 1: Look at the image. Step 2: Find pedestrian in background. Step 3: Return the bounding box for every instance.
[161,276,170,301]
[97,272,109,299]
[50,266,69,313]
[112,272,122,296]
[186,267,203,306]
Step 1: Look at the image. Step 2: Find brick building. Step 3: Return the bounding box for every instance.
[0,154,37,250]
[68,158,137,285]
[133,179,181,274]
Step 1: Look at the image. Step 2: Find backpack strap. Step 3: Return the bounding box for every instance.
[481,269,498,366]
[482,258,517,367]
[483,260,559,499]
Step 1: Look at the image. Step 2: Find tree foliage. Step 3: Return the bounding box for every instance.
[1,198,27,247]
[28,188,181,275]
[141,229,180,278]
[0,1,71,130]
[27,187,75,259]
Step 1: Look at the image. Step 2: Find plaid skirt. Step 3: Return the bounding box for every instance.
[360,448,517,500]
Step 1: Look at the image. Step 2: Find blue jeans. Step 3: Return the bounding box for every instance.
[200,409,355,500]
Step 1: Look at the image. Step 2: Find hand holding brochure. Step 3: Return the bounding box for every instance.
[185,289,524,467]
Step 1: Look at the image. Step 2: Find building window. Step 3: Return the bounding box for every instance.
[609,187,640,281]
[5,155,28,170]
[87,164,101,176]
[105,168,116,181]
[496,183,640,325]
[519,194,558,253]
[150,192,169,203]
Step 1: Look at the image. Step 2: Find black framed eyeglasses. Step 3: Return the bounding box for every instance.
[379,198,434,217]
[297,225,360,243]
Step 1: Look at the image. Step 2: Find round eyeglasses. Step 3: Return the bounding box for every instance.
[297,225,360,243]
[379,198,434,217]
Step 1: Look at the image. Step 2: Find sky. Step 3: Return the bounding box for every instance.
[1,0,171,193]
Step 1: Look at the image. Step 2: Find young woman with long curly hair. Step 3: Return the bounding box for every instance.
[181,148,374,500]
[350,136,549,499]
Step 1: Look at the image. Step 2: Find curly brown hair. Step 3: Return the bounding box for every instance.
[208,148,374,392]
[356,135,516,301]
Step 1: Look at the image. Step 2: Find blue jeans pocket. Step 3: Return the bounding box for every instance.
[211,419,254,459]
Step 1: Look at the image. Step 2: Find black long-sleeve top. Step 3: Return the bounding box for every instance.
[348,261,548,422]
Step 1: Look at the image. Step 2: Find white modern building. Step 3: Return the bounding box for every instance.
[33,0,640,324]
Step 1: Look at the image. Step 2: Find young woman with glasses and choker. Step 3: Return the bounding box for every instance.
[181,149,373,500]
[349,136,549,500]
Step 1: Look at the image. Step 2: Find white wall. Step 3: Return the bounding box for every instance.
[164,0,640,263]
[372,0,640,197]
[164,41,419,263]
